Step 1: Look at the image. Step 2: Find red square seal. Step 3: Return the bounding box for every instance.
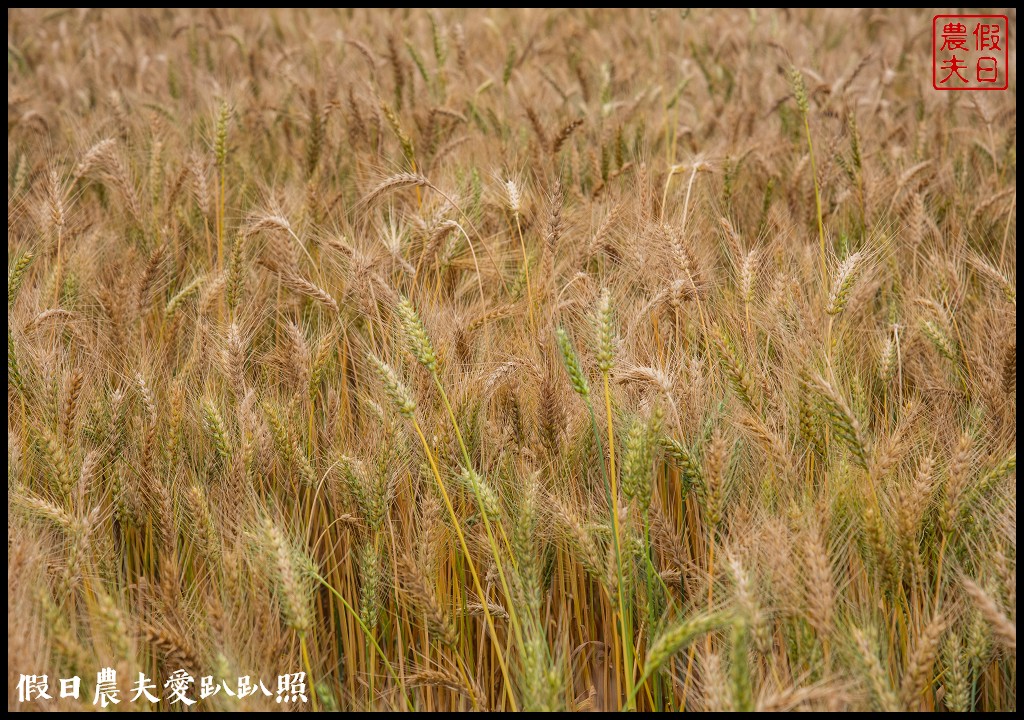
[933,15,1009,90]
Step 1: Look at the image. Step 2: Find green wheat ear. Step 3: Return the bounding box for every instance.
[202,399,232,462]
[380,101,416,169]
[459,467,501,521]
[827,252,865,315]
[636,611,733,697]
[368,353,417,418]
[555,327,590,399]
[621,416,654,512]
[922,320,959,362]
[214,101,231,171]
[788,65,809,116]
[8,250,35,308]
[396,296,438,373]
[595,288,615,374]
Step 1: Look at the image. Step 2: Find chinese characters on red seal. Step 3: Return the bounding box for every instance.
[933,15,1009,90]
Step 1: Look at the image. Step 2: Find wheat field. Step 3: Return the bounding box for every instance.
[7,8,1016,712]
